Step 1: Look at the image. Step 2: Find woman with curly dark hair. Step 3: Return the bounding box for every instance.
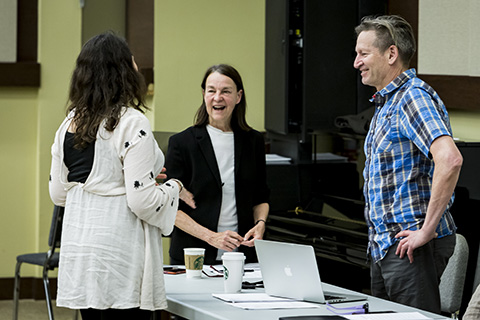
[49,31,194,320]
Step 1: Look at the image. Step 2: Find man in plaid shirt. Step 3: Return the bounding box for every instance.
[354,15,463,314]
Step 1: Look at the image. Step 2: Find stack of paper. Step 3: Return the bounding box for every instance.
[213,294,435,318]
[212,293,321,310]
[312,152,348,163]
[266,154,292,164]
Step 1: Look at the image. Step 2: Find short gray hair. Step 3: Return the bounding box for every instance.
[355,15,416,67]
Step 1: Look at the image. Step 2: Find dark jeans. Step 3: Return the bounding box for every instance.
[80,308,153,320]
[370,233,456,314]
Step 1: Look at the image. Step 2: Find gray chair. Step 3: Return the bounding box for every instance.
[439,233,469,319]
[13,205,64,320]
[473,242,480,295]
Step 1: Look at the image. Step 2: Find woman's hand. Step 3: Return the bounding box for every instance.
[169,178,196,209]
[207,230,244,251]
[155,167,167,184]
[179,187,196,209]
[242,221,266,247]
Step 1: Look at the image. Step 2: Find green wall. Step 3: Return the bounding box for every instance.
[1,0,480,279]
[0,0,81,277]
[0,88,38,276]
[153,0,266,132]
[450,110,480,142]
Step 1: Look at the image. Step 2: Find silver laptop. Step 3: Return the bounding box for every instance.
[255,239,367,304]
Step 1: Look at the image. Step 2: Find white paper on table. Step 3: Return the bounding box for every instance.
[212,293,292,303]
[343,312,432,319]
[266,154,292,164]
[212,293,321,310]
[227,300,322,310]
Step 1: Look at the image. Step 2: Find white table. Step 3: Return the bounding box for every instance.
[164,272,450,320]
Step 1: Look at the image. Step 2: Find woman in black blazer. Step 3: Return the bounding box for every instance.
[165,64,270,265]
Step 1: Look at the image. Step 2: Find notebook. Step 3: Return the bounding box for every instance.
[255,239,367,304]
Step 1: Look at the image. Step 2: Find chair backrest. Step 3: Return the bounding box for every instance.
[440,233,469,314]
[47,205,65,249]
[473,243,480,294]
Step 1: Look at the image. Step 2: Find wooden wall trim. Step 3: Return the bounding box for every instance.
[17,0,38,62]
[0,62,40,86]
[0,277,57,300]
[388,0,480,111]
[388,0,418,70]
[1,0,40,87]
[126,0,153,85]
[420,75,480,111]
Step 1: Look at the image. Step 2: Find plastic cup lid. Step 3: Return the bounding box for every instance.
[221,252,245,260]
[184,248,205,254]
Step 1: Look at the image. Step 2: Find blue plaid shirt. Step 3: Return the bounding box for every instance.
[363,69,457,263]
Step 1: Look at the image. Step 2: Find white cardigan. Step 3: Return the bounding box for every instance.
[49,107,178,310]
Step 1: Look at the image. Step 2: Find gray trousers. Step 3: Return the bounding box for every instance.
[370,233,456,314]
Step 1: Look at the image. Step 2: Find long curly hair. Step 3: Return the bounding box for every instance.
[66,31,148,149]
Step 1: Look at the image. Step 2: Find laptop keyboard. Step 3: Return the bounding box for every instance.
[324,294,346,301]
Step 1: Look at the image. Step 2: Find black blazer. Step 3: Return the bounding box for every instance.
[165,125,270,264]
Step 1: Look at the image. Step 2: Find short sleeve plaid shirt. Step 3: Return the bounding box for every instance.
[363,68,457,263]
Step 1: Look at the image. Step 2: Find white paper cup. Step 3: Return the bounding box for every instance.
[222,252,245,293]
[184,248,205,278]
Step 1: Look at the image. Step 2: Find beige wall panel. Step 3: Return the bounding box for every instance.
[154,0,266,133]
[418,0,470,75]
[467,0,480,76]
[0,0,17,62]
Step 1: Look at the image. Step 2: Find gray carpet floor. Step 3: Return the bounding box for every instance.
[0,300,76,320]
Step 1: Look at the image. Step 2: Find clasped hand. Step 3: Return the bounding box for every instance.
[209,223,265,252]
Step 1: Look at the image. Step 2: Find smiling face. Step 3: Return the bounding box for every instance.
[203,71,243,132]
[353,30,391,91]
